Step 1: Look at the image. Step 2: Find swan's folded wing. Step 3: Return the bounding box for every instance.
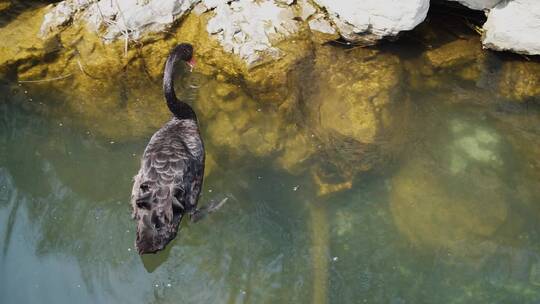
[131,119,204,217]
[178,155,204,210]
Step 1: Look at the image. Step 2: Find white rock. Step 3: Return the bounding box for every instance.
[447,0,501,10]
[40,0,91,36]
[41,0,198,40]
[308,15,336,35]
[312,0,429,44]
[200,0,220,9]
[192,2,208,15]
[298,0,316,21]
[206,0,299,67]
[482,0,540,55]
[85,0,198,40]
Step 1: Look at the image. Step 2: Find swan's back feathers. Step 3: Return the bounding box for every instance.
[131,118,204,246]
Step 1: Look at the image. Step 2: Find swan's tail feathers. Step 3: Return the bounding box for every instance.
[190,197,229,223]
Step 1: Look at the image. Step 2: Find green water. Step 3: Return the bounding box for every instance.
[2,10,540,303]
[2,70,540,303]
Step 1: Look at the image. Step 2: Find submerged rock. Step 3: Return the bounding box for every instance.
[390,118,509,256]
[424,38,482,69]
[0,4,51,79]
[483,0,540,55]
[303,46,411,192]
[489,103,540,220]
[197,79,284,158]
[2,0,538,195]
[276,128,316,175]
[404,21,489,90]
[391,157,508,255]
[312,0,429,45]
[0,0,11,12]
[1,1,306,142]
[497,59,540,102]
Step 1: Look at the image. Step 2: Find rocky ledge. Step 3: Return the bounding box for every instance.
[0,0,538,196]
[38,0,540,66]
[482,0,540,55]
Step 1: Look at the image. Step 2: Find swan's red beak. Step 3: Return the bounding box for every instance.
[187,58,196,72]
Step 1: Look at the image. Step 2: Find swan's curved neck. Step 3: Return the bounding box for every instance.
[163,53,196,120]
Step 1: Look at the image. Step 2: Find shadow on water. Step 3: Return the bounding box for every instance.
[141,242,174,273]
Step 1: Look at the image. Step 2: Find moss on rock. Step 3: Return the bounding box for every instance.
[424,38,481,69]
[0,0,11,12]
[302,45,410,193]
[197,78,286,159]
[0,4,50,78]
[390,157,508,255]
[389,117,512,256]
[497,59,540,102]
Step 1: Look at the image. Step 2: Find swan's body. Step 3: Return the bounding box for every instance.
[130,44,204,254]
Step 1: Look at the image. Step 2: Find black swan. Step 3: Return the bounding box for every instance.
[130,43,220,255]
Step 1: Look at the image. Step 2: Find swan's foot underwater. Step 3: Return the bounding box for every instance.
[191,197,229,223]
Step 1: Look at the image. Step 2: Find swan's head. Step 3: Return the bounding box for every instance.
[173,43,195,70]
[133,195,184,255]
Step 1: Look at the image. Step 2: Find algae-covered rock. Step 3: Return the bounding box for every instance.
[447,118,504,172]
[276,127,316,175]
[0,4,51,78]
[309,46,403,144]
[3,9,243,141]
[1,4,313,166]
[241,35,312,103]
[197,78,285,158]
[424,38,481,69]
[0,0,11,12]
[490,105,540,219]
[390,157,508,255]
[11,17,176,140]
[303,45,410,189]
[195,76,320,174]
[406,35,487,90]
[497,60,540,102]
[311,167,353,197]
[307,14,340,44]
[390,118,510,256]
[40,0,314,81]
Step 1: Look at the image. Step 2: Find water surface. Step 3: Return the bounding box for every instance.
[1,12,540,304]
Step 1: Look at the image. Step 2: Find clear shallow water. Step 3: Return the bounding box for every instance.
[1,11,540,304]
[2,76,540,303]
